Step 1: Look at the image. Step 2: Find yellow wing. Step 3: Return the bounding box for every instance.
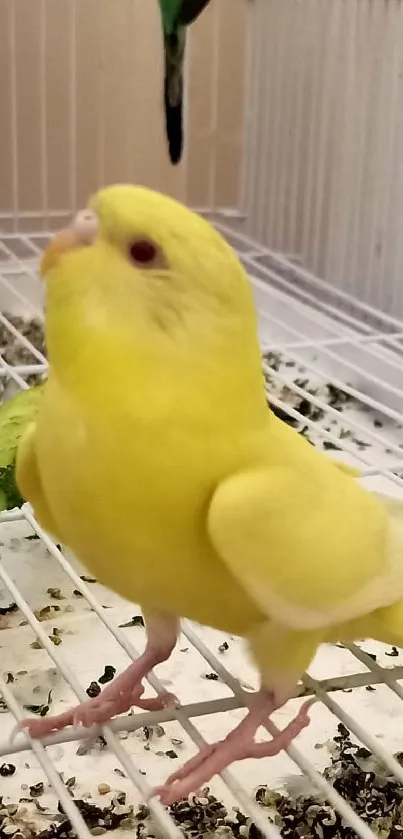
[207,464,388,633]
[16,423,61,539]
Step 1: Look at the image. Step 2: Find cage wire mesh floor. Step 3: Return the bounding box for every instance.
[1,222,403,839]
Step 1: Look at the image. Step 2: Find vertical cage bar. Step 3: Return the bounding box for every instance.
[97,0,106,189]
[39,0,48,230]
[69,0,77,213]
[9,0,19,233]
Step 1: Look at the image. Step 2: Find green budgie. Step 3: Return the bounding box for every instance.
[158,0,212,164]
[0,382,45,511]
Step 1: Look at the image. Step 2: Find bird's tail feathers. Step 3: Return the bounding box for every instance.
[164,31,186,165]
[180,0,212,26]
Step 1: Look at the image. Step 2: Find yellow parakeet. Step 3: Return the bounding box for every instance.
[15,185,403,804]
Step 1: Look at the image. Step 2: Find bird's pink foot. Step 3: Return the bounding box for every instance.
[16,656,178,739]
[154,694,313,805]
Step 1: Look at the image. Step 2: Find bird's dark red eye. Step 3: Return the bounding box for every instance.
[129,239,157,265]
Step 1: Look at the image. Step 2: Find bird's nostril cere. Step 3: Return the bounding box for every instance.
[73,209,98,245]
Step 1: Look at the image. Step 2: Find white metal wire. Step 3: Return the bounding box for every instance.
[8,0,18,235]
[39,0,48,232]
[240,0,403,319]
[69,0,77,215]
[0,231,403,839]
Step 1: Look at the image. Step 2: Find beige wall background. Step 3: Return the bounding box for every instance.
[0,0,246,223]
[2,0,403,318]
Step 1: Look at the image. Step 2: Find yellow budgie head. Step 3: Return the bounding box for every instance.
[40,185,265,410]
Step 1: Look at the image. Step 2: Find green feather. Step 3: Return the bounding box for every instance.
[0,465,24,510]
[0,383,45,511]
[158,0,183,35]
[158,0,210,34]
[157,0,212,164]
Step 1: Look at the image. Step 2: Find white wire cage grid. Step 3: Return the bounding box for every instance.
[239,0,403,320]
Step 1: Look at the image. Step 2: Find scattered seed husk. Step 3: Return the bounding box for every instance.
[0,315,45,365]
[98,666,116,685]
[34,607,52,622]
[46,589,65,601]
[12,725,403,839]
[323,440,342,451]
[0,763,15,776]
[0,603,18,616]
[118,615,145,628]
[29,783,44,798]
[49,632,62,646]
[268,401,298,427]
[254,724,403,838]
[76,735,107,757]
[86,681,101,698]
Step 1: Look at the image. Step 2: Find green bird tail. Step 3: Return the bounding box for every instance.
[163,29,186,165]
[179,0,211,26]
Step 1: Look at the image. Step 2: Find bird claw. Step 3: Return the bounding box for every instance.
[10,711,79,741]
[70,688,178,729]
[153,699,313,805]
[153,743,219,805]
[11,686,179,742]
